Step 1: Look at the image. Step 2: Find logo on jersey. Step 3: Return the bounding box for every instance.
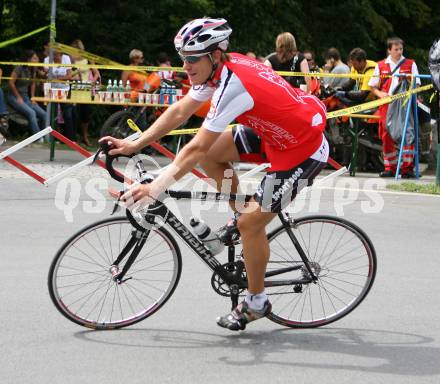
[245,114,298,149]
[312,113,323,127]
[258,71,306,104]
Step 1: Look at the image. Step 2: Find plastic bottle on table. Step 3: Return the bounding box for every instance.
[189,217,224,255]
[106,79,113,102]
[170,85,176,104]
[112,79,118,102]
[159,82,165,105]
[125,80,131,103]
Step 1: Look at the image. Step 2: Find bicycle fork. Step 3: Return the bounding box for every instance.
[109,228,151,284]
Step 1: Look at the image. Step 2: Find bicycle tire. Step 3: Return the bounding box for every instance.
[266,215,376,328]
[100,109,138,139]
[48,216,182,329]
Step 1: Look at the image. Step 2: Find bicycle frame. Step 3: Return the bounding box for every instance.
[110,190,318,294]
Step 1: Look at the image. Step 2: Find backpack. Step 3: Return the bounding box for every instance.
[386,78,415,145]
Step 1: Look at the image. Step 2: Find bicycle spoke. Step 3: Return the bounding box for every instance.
[322,274,367,289]
[57,265,107,276]
[64,252,108,270]
[83,234,111,266]
[95,279,113,322]
[130,259,174,274]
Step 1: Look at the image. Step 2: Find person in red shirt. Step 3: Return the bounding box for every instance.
[369,37,420,178]
[101,18,328,331]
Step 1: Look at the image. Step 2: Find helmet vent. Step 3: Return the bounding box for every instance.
[197,34,211,42]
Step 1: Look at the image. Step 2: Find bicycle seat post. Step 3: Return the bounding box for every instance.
[227,245,235,264]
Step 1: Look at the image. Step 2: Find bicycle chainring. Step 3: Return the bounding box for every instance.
[211,261,246,297]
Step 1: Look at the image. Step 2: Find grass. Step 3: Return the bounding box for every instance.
[386,182,440,195]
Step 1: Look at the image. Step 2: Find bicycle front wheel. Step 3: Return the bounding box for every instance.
[266,215,376,328]
[48,217,182,329]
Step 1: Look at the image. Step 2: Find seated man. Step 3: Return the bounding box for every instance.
[334,48,377,103]
[101,18,328,331]
[322,47,350,90]
[8,50,47,140]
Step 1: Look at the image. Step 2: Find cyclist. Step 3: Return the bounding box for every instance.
[101,17,329,331]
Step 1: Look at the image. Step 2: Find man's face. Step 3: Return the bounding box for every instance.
[351,59,366,73]
[304,53,315,68]
[388,43,403,62]
[53,51,62,63]
[325,58,335,70]
[182,51,219,85]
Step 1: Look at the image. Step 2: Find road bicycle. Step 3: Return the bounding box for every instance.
[48,145,377,330]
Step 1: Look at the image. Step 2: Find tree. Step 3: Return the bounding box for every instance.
[1,0,438,70]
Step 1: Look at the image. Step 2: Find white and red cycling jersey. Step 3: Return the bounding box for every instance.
[189,53,327,170]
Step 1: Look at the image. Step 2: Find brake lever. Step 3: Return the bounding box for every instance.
[92,147,104,164]
[93,140,113,164]
[111,191,124,215]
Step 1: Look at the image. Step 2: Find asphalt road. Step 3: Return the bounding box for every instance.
[1,149,440,383]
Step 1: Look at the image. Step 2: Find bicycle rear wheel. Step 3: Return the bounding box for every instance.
[266,215,376,328]
[48,217,181,329]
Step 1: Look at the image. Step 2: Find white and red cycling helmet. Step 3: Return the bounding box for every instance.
[174,18,232,55]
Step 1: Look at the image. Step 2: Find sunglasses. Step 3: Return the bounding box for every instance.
[179,53,208,64]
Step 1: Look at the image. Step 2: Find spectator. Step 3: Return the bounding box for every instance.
[0,68,8,135]
[155,52,173,80]
[70,39,101,146]
[245,51,257,60]
[369,37,420,178]
[39,41,50,61]
[322,47,350,90]
[44,50,76,141]
[8,50,47,139]
[264,32,311,91]
[121,49,149,91]
[303,50,320,72]
[334,48,377,103]
[303,50,321,95]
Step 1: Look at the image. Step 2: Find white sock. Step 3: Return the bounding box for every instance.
[245,292,268,310]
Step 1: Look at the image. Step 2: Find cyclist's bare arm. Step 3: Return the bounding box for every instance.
[121,126,220,202]
[101,95,203,155]
[147,127,220,198]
